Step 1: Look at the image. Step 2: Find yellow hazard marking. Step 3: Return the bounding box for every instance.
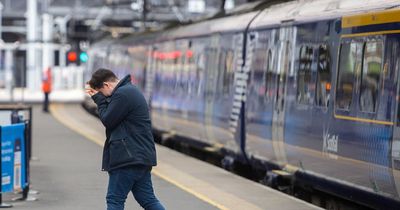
[50,104,104,146]
[151,168,230,210]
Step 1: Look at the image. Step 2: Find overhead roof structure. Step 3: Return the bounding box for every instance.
[0,0,249,26]
[0,0,254,41]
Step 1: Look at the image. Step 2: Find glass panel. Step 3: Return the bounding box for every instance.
[276,41,291,111]
[264,50,273,101]
[360,41,383,113]
[315,45,331,107]
[336,42,363,110]
[297,46,313,104]
[223,50,234,95]
[251,48,267,97]
[196,52,205,96]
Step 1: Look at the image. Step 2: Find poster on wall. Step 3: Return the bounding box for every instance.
[0,123,26,193]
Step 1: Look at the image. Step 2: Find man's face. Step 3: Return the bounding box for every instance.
[96,81,114,97]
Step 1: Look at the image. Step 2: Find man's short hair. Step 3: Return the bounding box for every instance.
[88,68,118,89]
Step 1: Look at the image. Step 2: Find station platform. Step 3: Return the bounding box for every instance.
[6,103,322,210]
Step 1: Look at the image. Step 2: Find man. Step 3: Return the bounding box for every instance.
[86,69,165,210]
[42,67,52,113]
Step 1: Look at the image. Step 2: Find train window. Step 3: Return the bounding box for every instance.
[251,48,267,96]
[297,45,314,104]
[336,41,363,110]
[315,45,331,107]
[359,41,383,113]
[264,49,273,101]
[223,50,234,95]
[196,53,206,96]
[216,50,226,92]
[186,49,195,96]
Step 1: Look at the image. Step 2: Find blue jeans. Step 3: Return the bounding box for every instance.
[106,165,165,210]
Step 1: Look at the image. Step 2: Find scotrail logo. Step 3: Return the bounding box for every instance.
[322,127,338,159]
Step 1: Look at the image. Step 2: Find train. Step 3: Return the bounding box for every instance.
[83,0,400,209]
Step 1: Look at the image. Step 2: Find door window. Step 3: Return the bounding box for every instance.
[297,45,313,104]
[336,41,363,110]
[359,41,383,113]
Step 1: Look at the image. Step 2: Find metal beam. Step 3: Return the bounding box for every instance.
[47,6,140,20]
[1,26,27,33]
[2,11,26,18]
[47,6,181,22]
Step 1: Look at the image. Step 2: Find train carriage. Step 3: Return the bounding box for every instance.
[84,0,400,209]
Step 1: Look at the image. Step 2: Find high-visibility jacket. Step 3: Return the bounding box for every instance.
[42,68,52,93]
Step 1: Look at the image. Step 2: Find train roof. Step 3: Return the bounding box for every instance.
[117,31,162,46]
[250,0,400,29]
[159,0,400,40]
[160,11,259,40]
[107,0,400,46]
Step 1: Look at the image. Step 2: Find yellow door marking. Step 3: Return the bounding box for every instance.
[342,9,400,28]
[334,114,394,126]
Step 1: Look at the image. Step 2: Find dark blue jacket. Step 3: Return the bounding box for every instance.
[92,75,157,171]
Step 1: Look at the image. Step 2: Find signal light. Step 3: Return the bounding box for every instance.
[67,51,77,62]
[79,52,88,63]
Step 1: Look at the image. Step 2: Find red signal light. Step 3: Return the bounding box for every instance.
[67,51,77,62]
[186,50,193,58]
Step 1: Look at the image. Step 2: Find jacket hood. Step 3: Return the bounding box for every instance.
[112,75,131,95]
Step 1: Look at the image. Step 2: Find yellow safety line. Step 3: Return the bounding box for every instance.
[50,104,104,146]
[334,114,393,126]
[151,168,229,210]
[50,103,229,210]
[341,30,400,38]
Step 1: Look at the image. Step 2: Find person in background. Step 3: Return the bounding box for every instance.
[85,68,165,210]
[42,67,52,113]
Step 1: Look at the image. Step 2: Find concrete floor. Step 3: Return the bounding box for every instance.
[2,105,217,210]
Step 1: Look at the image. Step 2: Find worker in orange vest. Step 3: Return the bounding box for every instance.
[42,67,52,113]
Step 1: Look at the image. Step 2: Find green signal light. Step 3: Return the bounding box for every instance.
[79,52,89,63]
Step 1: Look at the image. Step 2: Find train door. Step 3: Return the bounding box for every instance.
[244,30,276,161]
[203,35,220,144]
[272,26,295,164]
[392,35,400,198]
[333,34,399,197]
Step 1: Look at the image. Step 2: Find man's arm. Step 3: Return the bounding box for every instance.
[92,92,130,131]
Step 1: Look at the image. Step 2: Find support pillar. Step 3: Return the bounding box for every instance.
[0,2,3,41]
[27,0,38,91]
[5,49,13,99]
[42,13,53,73]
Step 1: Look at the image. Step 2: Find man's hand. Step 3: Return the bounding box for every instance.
[85,84,98,97]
